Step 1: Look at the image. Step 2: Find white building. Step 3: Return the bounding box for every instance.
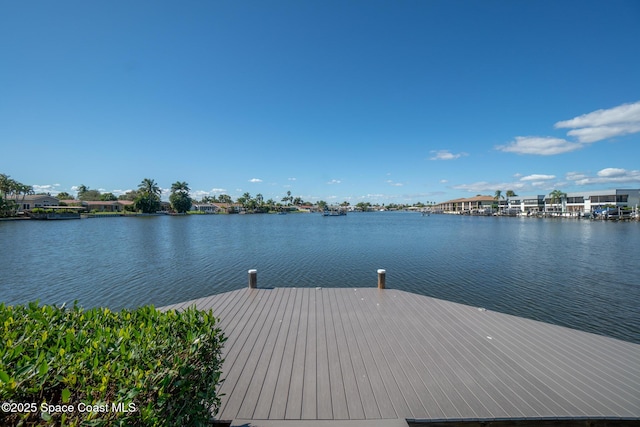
[507,189,640,214]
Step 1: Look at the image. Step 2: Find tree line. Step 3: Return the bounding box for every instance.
[0,174,34,217]
[0,175,193,215]
[72,178,193,214]
[1,175,327,216]
[2,172,440,218]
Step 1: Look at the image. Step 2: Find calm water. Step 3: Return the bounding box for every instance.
[1,212,639,343]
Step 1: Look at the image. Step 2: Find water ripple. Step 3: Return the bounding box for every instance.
[1,213,638,343]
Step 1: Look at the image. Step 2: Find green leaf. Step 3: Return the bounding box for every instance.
[38,361,49,376]
[62,387,71,403]
[0,370,10,383]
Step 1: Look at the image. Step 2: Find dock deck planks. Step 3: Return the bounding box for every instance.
[161,287,640,423]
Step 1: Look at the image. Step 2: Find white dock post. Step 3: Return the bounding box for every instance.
[248,269,257,288]
[377,269,386,289]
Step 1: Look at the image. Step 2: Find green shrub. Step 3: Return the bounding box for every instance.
[0,302,226,426]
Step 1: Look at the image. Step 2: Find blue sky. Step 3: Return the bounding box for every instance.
[1,0,639,204]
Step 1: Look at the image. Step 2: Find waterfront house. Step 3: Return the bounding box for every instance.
[7,195,59,212]
[506,189,640,215]
[436,189,640,216]
[567,189,640,214]
[191,202,242,214]
[83,201,124,213]
[191,202,222,213]
[297,204,316,212]
[436,195,495,214]
[58,200,134,213]
[118,200,134,211]
[507,195,545,214]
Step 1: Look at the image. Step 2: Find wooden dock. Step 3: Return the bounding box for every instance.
[161,287,640,426]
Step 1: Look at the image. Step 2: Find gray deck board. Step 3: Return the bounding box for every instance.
[302,288,318,419]
[327,289,365,420]
[269,289,303,419]
[252,288,295,419]
[284,288,309,419]
[337,289,382,419]
[323,289,348,419]
[315,289,332,419]
[160,288,640,423]
[237,288,292,419]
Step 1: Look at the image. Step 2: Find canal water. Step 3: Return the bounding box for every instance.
[1,212,638,343]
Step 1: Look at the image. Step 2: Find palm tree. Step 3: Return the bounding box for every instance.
[238,192,252,210]
[138,178,161,198]
[0,175,25,216]
[170,181,191,213]
[170,181,190,194]
[135,178,162,213]
[505,190,518,211]
[255,193,264,210]
[0,174,12,198]
[494,190,504,213]
[76,184,88,199]
[12,183,33,213]
[548,189,566,214]
[266,198,275,212]
[282,190,292,206]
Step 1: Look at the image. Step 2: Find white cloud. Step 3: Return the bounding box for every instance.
[565,172,587,181]
[327,179,341,185]
[496,136,583,155]
[498,101,640,156]
[453,181,527,193]
[288,177,296,181]
[529,181,553,188]
[33,184,60,193]
[386,180,403,187]
[566,124,640,143]
[440,179,448,184]
[191,190,210,199]
[597,167,627,177]
[555,101,640,129]
[249,178,263,183]
[568,168,640,185]
[554,101,640,143]
[520,174,556,181]
[429,150,467,160]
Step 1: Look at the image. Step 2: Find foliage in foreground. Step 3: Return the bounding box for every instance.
[0,302,225,426]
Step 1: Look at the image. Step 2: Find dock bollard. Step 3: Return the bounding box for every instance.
[248,269,257,289]
[377,269,386,289]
